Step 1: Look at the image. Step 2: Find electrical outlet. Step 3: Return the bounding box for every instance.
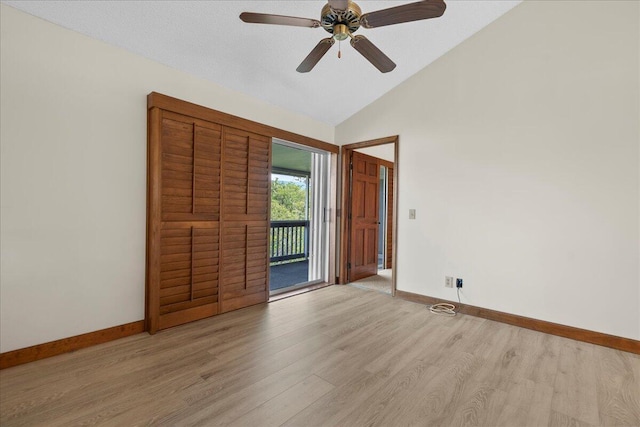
[409,209,416,219]
[445,276,454,288]
[456,278,463,288]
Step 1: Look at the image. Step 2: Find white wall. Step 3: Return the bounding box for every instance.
[0,5,334,353]
[355,144,395,163]
[336,1,640,340]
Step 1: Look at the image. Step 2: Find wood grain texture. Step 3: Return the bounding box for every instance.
[220,127,270,313]
[149,107,223,332]
[159,112,222,222]
[0,321,144,369]
[396,289,640,355]
[360,0,446,29]
[341,135,399,150]
[350,269,392,294]
[390,138,399,296]
[148,92,338,154]
[146,107,163,333]
[1,285,637,426]
[339,145,351,284]
[296,37,335,73]
[349,151,380,282]
[221,128,270,222]
[149,100,276,331]
[159,223,220,316]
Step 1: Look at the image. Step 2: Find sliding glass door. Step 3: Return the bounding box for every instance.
[269,140,331,294]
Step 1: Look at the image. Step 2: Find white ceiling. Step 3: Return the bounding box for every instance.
[3,0,521,126]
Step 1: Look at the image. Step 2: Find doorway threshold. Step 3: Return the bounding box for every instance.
[269,282,333,303]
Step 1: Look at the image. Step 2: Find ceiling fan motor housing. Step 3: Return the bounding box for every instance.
[321,0,362,35]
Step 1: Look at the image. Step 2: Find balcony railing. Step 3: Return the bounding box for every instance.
[270,220,309,263]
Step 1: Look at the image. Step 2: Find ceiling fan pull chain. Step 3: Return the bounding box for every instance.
[338,39,342,59]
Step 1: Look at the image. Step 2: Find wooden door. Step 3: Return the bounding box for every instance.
[220,128,270,312]
[148,110,222,332]
[349,151,379,281]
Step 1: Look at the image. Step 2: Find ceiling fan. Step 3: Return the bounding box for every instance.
[240,0,446,73]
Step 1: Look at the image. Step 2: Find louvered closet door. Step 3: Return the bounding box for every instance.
[221,128,270,313]
[159,222,219,328]
[149,110,222,332]
[161,111,221,222]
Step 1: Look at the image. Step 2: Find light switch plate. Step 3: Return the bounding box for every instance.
[409,209,416,219]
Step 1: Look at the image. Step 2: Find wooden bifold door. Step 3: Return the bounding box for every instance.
[147,104,270,333]
[220,128,270,313]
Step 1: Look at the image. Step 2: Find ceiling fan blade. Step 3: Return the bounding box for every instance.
[350,35,396,73]
[240,12,320,28]
[297,38,335,73]
[360,0,446,29]
[328,0,349,11]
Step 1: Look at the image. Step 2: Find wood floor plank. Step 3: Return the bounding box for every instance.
[516,328,562,387]
[371,351,482,427]
[161,343,343,426]
[334,356,441,427]
[3,349,214,426]
[180,332,337,409]
[593,345,640,426]
[552,340,600,425]
[493,378,554,427]
[1,285,638,427]
[445,380,508,427]
[315,307,435,387]
[282,369,391,427]
[363,321,436,374]
[226,374,334,427]
[549,409,597,427]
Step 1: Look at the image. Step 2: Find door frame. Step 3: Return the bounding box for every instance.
[339,135,399,296]
[269,139,337,295]
[378,158,394,270]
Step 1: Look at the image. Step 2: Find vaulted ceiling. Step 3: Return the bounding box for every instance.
[3,0,521,125]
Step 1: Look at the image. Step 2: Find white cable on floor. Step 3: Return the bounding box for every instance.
[428,302,456,317]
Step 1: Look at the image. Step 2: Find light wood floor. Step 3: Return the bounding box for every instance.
[1,285,638,426]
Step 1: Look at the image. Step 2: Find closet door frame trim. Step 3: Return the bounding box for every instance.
[148,93,338,154]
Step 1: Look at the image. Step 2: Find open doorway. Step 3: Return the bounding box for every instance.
[269,140,332,295]
[340,137,398,295]
[377,160,394,271]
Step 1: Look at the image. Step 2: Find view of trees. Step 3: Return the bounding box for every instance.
[271,176,307,220]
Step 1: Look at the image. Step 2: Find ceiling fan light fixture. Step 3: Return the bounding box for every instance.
[333,23,349,41]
